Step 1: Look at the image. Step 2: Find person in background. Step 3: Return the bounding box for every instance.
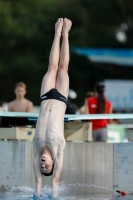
[65,89,77,114]
[79,91,94,114]
[0,95,5,126]
[85,82,112,142]
[0,95,5,112]
[65,100,77,114]
[8,82,33,112]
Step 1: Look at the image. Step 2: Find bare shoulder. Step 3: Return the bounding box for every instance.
[25,99,33,105]
[25,99,33,107]
[8,100,16,111]
[8,100,16,108]
[25,99,33,112]
[9,100,16,105]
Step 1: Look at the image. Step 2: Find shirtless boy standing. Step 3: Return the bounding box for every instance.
[8,82,33,112]
[33,18,72,198]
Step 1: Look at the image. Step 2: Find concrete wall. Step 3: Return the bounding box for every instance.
[62,143,113,194]
[113,143,133,195]
[0,142,132,194]
[0,142,26,192]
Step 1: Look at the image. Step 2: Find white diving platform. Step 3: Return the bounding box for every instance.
[0,112,133,141]
[0,112,133,121]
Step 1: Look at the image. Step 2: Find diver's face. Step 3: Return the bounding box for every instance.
[40,155,54,174]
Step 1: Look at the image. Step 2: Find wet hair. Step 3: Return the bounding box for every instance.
[95,82,106,114]
[15,82,27,90]
[41,165,54,176]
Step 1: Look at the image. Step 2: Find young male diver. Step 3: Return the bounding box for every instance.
[33,18,72,197]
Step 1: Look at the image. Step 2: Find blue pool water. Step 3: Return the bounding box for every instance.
[0,185,132,200]
[0,194,133,200]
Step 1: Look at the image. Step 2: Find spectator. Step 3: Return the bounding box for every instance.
[0,95,5,112]
[85,82,112,142]
[65,89,77,114]
[8,82,33,112]
[65,100,77,114]
[79,91,94,114]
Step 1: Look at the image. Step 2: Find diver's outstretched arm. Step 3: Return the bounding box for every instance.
[52,153,64,198]
[33,143,43,197]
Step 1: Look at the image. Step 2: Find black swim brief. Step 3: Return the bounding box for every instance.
[40,88,67,105]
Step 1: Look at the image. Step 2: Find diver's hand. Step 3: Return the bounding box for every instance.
[35,178,43,198]
[52,179,59,198]
[33,193,43,200]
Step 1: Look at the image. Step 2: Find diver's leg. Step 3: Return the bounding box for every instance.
[40,18,63,96]
[55,18,72,98]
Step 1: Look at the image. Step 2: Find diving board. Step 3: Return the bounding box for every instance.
[0,112,133,127]
[0,112,133,141]
[0,112,133,120]
[64,114,133,121]
[0,112,39,118]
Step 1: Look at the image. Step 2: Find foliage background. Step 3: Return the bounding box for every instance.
[0,0,133,106]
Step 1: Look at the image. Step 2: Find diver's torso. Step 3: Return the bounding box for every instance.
[33,99,66,157]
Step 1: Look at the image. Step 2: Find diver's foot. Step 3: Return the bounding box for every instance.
[62,18,72,36]
[55,18,63,36]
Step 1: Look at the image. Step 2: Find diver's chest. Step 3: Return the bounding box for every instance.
[45,131,64,145]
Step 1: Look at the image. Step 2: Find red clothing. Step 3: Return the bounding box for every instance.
[88,97,111,131]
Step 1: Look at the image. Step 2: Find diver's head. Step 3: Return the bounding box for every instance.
[40,153,54,176]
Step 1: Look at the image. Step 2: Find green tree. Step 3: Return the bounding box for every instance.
[0,0,133,107]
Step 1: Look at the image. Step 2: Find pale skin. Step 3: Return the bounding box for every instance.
[80,98,89,114]
[8,86,33,112]
[33,18,72,198]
